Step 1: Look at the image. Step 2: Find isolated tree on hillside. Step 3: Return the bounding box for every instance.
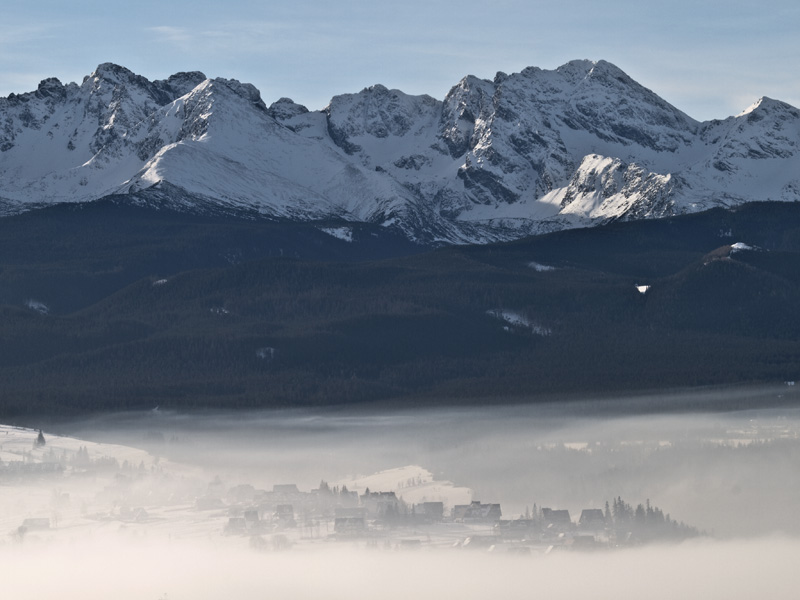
[35,430,46,447]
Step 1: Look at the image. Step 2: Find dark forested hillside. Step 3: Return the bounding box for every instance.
[2,201,800,417]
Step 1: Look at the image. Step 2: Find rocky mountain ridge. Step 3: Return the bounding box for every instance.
[2,61,799,244]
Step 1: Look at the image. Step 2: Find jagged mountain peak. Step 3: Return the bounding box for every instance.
[84,63,167,100]
[89,62,137,81]
[518,58,621,83]
[2,77,72,106]
[159,71,208,98]
[35,77,66,97]
[583,58,627,76]
[79,63,188,120]
[360,83,390,94]
[326,84,441,144]
[267,97,309,121]
[207,77,267,111]
[81,64,209,109]
[737,96,800,119]
[334,82,439,106]
[448,73,494,91]
[552,58,599,78]
[346,82,436,100]
[1,61,799,245]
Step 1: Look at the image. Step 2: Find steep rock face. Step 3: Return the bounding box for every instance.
[435,60,698,214]
[312,58,713,240]
[0,64,206,204]
[267,97,309,121]
[555,155,676,220]
[1,61,800,243]
[327,84,440,142]
[553,60,698,153]
[438,74,496,158]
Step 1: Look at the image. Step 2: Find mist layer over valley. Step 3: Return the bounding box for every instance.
[4,390,800,599]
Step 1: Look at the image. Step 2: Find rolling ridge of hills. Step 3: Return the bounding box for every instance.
[2,200,800,417]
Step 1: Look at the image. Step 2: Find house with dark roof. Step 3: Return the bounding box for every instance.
[541,508,573,532]
[413,501,444,523]
[361,491,401,518]
[334,507,367,534]
[453,501,502,523]
[578,508,607,531]
[495,518,537,540]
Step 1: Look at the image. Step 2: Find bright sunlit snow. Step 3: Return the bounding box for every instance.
[730,242,754,253]
[319,226,354,242]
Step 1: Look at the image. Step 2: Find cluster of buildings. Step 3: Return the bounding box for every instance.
[2,427,697,552]
[211,479,634,552]
[214,482,453,537]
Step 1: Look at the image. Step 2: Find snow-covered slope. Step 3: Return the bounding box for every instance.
[2,61,799,243]
[0,65,416,225]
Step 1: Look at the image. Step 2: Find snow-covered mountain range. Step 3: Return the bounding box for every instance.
[2,61,799,244]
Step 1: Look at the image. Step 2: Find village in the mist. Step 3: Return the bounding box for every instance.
[3,387,800,599]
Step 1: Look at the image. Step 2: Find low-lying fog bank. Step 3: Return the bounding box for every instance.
[54,389,800,537]
[4,386,799,598]
[3,536,799,600]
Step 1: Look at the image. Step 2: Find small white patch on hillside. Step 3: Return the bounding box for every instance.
[25,299,49,314]
[730,242,754,253]
[256,347,275,360]
[319,226,353,242]
[152,278,168,286]
[636,285,650,294]
[528,261,556,272]
[487,309,552,336]
[210,307,229,315]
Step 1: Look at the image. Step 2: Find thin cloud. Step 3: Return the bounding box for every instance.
[0,23,62,48]
[148,25,192,43]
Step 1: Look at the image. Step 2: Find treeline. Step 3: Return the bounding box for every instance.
[606,497,701,542]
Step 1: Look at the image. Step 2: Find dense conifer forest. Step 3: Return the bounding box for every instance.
[2,200,800,417]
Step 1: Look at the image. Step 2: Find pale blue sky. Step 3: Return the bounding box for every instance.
[1,0,798,121]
